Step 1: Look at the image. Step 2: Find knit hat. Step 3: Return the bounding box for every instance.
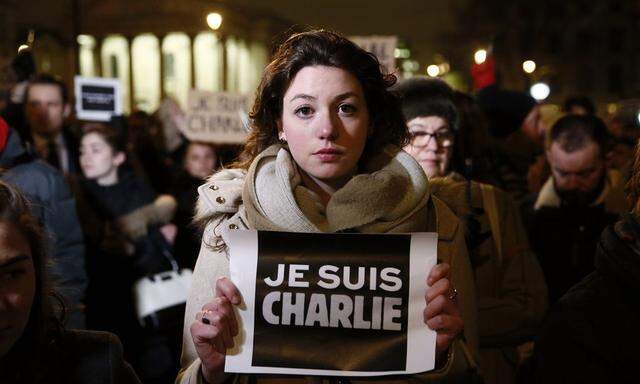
[0,118,8,152]
[392,76,458,130]
[476,85,537,138]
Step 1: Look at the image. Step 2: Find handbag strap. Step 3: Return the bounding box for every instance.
[162,249,180,272]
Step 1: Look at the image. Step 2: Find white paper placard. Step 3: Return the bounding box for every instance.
[225,230,437,377]
[182,90,251,144]
[74,76,122,122]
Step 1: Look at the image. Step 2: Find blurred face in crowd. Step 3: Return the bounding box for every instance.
[522,105,546,145]
[403,116,454,178]
[24,84,69,137]
[79,132,125,186]
[568,105,589,116]
[547,140,605,206]
[279,65,370,189]
[185,143,217,180]
[0,221,35,359]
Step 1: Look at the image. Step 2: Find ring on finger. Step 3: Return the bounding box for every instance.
[201,309,213,325]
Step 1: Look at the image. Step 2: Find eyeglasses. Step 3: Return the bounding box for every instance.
[408,129,454,148]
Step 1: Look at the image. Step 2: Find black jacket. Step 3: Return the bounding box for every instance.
[1,128,87,328]
[81,168,173,276]
[524,214,640,383]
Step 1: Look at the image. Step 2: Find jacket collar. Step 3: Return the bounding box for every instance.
[534,170,627,214]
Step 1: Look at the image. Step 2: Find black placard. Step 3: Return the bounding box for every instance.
[252,231,411,371]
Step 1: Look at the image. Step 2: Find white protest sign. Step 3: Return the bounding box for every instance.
[350,36,398,75]
[183,90,251,144]
[225,230,437,377]
[74,76,122,122]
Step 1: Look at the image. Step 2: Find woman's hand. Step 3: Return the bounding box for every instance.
[424,263,463,359]
[190,277,241,383]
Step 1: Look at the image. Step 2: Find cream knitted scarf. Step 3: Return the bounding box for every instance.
[242,144,431,233]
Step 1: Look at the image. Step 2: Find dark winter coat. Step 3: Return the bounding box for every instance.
[523,171,628,303]
[81,168,175,276]
[0,128,87,328]
[0,329,140,384]
[524,214,640,383]
[169,170,203,269]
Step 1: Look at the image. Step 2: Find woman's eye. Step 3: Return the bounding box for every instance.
[1,269,25,282]
[339,104,356,115]
[294,106,313,117]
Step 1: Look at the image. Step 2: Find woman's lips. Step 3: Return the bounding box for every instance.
[314,148,343,162]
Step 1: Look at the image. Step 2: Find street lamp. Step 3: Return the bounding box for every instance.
[530,82,550,101]
[206,12,223,30]
[474,49,487,65]
[427,64,440,77]
[522,60,536,74]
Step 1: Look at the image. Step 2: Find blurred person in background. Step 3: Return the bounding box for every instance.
[127,110,171,193]
[476,85,546,204]
[22,74,81,175]
[605,116,640,181]
[522,140,640,384]
[169,141,218,269]
[395,77,547,384]
[76,123,181,383]
[0,116,87,329]
[523,114,628,304]
[450,90,499,186]
[562,95,596,116]
[0,180,140,384]
[1,49,36,137]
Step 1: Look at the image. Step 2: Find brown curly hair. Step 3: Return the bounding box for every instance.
[235,29,408,169]
[626,140,640,213]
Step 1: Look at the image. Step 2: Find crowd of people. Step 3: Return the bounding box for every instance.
[0,29,638,384]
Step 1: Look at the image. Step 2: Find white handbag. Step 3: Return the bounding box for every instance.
[133,250,192,326]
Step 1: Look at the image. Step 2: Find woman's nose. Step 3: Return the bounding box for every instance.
[314,111,339,140]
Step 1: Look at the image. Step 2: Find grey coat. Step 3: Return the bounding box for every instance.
[1,128,87,328]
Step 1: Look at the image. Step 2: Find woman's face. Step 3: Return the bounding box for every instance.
[403,116,454,178]
[184,143,217,180]
[79,132,124,185]
[0,221,35,359]
[280,65,370,187]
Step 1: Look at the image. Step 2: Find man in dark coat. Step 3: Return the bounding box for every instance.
[524,186,640,382]
[523,115,628,304]
[21,74,81,175]
[0,117,87,328]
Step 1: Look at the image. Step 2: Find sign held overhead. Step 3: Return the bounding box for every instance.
[74,76,122,122]
[183,90,251,144]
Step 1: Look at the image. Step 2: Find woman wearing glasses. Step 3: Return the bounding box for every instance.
[395,77,548,384]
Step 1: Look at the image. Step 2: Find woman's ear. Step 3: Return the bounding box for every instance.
[113,151,127,167]
[277,120,287,141]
